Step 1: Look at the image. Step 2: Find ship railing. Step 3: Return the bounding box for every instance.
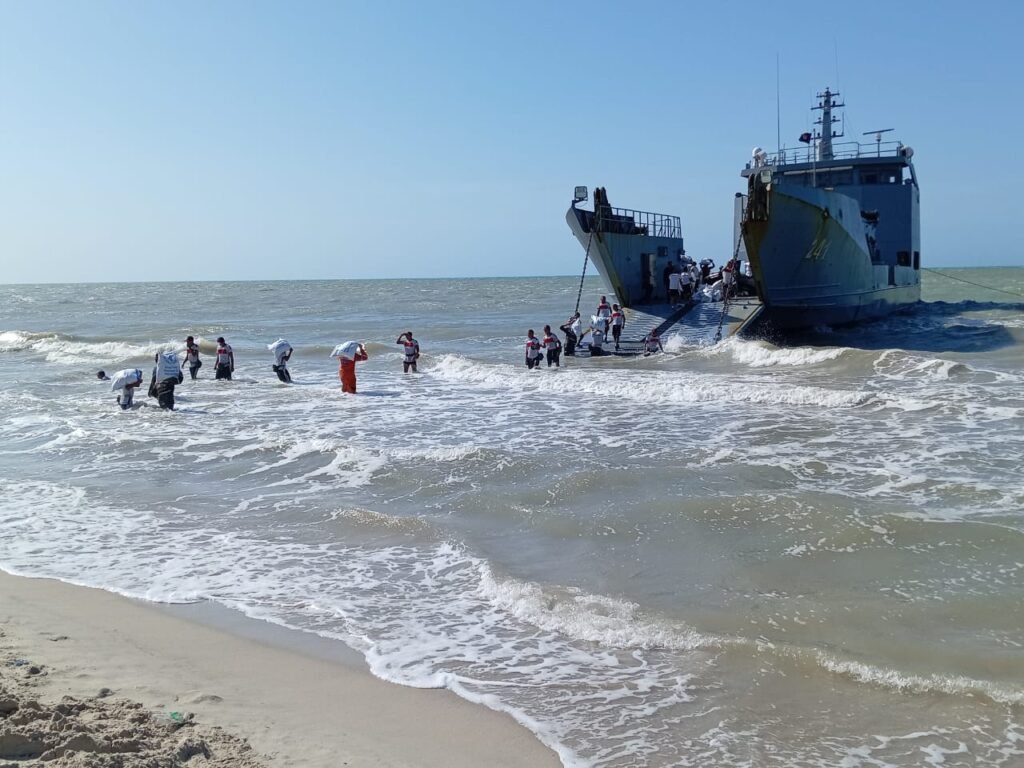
[748,140,905,169]
[595,205,682,238]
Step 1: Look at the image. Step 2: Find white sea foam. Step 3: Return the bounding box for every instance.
[716,337,849,368]
[428,353,872,409]
[818,653,1024,707]
[478,565,715,652]
[0,329,176,364]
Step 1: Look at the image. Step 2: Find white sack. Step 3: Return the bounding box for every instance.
[155,352,181,382]
[330,341,362,360]
[110,368,142,391]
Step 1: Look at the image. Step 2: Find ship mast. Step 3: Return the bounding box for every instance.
[812,87,844,161]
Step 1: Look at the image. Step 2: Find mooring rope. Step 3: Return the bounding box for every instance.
[573,216,597,317]
[923,268,1024,301]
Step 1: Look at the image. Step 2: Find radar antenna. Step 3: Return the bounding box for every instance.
[863,128,894,157]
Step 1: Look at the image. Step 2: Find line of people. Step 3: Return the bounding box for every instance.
[532,295,663,365]
[98,332,422,410]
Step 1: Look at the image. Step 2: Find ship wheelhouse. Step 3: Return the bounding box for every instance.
[743,138,920,274]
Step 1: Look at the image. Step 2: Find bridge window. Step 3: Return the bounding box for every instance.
[862,173,878,184]
[913,251,920,269]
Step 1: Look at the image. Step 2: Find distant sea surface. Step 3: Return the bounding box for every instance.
[1,269,1023,767]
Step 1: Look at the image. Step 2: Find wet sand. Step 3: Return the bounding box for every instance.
[0,570,560,767]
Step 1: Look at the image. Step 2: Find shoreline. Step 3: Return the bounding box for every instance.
[0,570,561,767]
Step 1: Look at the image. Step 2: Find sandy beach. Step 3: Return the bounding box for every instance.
[0,570,560,767]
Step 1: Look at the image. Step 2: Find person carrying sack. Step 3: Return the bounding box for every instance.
[151,351,184,410]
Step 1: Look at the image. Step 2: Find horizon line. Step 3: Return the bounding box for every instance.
[0,265,1006,288]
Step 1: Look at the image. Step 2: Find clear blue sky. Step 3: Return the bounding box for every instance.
[1,0,1020,283]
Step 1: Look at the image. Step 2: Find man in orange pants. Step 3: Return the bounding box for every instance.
[339,343,368,393]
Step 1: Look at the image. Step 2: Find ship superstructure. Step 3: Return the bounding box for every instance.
[741,88,921,328]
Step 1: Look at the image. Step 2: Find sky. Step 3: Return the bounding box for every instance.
[1,0,1022,283]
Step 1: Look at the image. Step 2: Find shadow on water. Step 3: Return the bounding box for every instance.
[761,300,1023,353]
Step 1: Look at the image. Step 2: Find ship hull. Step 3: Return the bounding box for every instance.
[565,206,685,314]
[744,185,920,329]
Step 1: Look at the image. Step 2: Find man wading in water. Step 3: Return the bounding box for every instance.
[396,331,420,373]
[183,336,201,379]
[215,337,234,380]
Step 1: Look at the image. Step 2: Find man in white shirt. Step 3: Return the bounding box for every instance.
[215,337,235,380]
[560,312,582,356]
[668,271,681,305]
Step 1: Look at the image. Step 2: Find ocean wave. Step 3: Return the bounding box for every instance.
[0,329,179,364]
[816,653,1024,708]
[328,507,435,534]
[873,349,977,381]
[428,354,873,409]
[478,564,718,652]
[715,338,849,368]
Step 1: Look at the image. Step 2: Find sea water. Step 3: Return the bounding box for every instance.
[1,271,1022,767]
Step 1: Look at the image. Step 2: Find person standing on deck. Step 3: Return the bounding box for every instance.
[338,343,368,393]
[183,336,201,380]
[590,325,607,356]
[542,325,562,367]
[396,331,420,373]
[680,267,693,303]
[610,304,625,351]
[690,262,701,293]
[560,311,582,356]
[700,259,714,285]
[214,337,234,380]
[668,270,681,305]
[525,330,544,370]
[721,259,737,301]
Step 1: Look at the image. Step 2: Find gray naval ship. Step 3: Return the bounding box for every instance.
[743,87,921,329]
[565,87,920,343]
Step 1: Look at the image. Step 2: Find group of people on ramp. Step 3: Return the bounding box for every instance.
[528,295,662,367]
